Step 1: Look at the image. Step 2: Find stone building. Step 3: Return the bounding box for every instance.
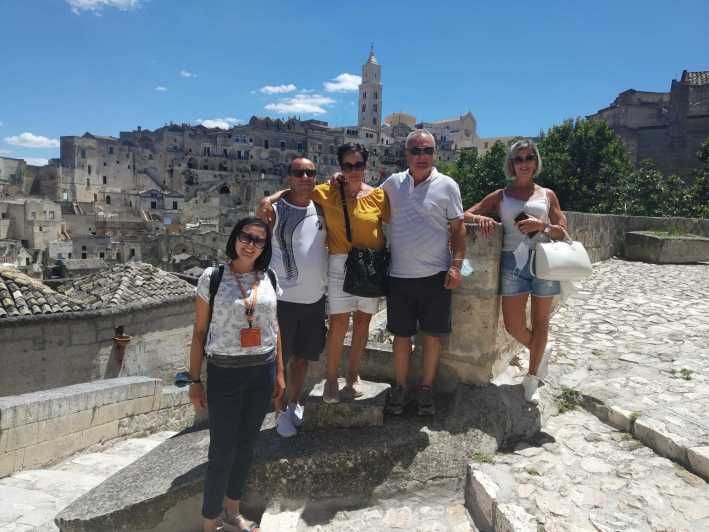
[358,45,383,135]
[0,198,67,250]
[588,70,709,175]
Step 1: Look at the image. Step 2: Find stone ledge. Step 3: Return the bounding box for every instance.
[302,379,389,431]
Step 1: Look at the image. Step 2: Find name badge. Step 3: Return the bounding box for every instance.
[240,327,262,348]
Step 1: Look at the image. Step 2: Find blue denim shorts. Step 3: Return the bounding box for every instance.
[500,251,560,297]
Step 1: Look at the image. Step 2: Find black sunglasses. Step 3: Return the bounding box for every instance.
[291,168,317,178]
[341,161,366,172]
[513,154,537,164]
[238,231,267,249]
[408,147,435,156]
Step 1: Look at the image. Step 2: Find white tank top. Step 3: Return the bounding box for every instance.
[500,188,550,252]
[271,198,328,304]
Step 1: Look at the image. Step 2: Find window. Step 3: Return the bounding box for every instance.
[264,139,269,149]
[374,92,378,100]
[372,117,376,126]
[263,190,270,196]
[362,104,366,113]
[297,143,303,152]
[150,201,157,209]
[129,248,135,258]
[103,162,107,166]
[203,146,211,156]
[102,176,107,184]
[31,211,37,219]
[81,149,86,158]
[280,141,286,151]
[318,144,322,152]
[363,91,367,99]
[108,147,114,154]
[49,211,55,220]
[172,201,178,210]
[105,196,111,205]
[99,252,105,259]
[223,148,228,157]
[68,252,72,259]
[373,104,377,112]
[87,165,92,175]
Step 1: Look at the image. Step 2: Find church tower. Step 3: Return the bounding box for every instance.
[358,45,382,134]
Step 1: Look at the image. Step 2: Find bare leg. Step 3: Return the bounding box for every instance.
[501,293,532,348]
[528,296,554,376]
[347,311,372,383]
[420,334,442,387]
[392,336,412,387]
[325,313,350,382]
[286,357,308,405]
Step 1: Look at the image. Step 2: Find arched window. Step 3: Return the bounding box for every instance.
[105,195,111,205]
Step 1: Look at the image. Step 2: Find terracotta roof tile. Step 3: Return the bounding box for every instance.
[0,268,86,319]
[682,70,709,85]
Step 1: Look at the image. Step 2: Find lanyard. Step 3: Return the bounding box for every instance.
[233,272,260,328]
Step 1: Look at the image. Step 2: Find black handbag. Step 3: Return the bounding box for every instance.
[339,182,390,298]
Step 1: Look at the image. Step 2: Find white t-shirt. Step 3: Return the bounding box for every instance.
[196,267,281,361]
[270,198,327,304]
[381,168,464,278]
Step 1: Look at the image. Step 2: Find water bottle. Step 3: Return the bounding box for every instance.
[460,258,474,277]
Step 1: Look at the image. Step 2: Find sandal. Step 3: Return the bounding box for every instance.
[222,511,260,532]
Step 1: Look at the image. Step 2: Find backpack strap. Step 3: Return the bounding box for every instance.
[204,264,225,353]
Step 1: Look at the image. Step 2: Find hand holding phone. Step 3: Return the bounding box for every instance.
[514,212,539,238]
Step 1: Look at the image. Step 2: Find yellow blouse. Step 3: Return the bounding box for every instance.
[311,184,390,254]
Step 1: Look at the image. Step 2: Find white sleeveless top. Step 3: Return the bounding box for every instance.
[500,188,551,252]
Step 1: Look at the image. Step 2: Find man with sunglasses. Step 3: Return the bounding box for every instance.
[381,129,466,416]
[260,156,328,438]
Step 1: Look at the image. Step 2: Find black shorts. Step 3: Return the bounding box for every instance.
[277,295,327,362]
[386,272,452,337]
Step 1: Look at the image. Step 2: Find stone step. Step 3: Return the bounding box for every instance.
[302,379,390,431]
[464,408,709,531]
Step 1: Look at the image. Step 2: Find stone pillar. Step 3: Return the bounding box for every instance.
[435,224,516,389]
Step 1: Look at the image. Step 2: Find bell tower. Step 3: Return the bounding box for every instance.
[357,44,382,135]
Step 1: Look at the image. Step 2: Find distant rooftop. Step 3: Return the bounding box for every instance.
[681,70,709,85]
[57,262,194,309]
[0,268,85,318]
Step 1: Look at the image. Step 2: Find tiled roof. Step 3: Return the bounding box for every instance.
[682,70,709,85]
[57,262,194,309]
[0,268,85,318]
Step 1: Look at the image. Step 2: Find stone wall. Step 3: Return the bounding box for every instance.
[0,377,195,478]
[0,296,195,397]
[565,212,709,263]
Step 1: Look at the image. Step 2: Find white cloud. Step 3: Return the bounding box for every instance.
[197,117,243,130]
[259,84,297,95]
[154,86,168,92]
[180,70,197,78]
[26,158,50,166]
[265,94,336,115]
[4,132,60,149]
[66,0,141,14]
[324,73,361,93]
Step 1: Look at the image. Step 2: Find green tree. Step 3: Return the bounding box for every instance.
[444,142,508,209]
[536,118,633,213]
[614,161,690,217]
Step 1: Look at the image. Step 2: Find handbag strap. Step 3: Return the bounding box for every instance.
[338,181,353,244]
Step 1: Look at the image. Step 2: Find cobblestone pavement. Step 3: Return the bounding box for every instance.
[469,409,709,532]
[0,432,175,532]
[546,259,709,478]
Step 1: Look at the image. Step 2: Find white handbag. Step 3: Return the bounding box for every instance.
[531,229,592,281]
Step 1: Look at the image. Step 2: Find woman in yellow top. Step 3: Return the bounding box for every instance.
[261,143,389,404]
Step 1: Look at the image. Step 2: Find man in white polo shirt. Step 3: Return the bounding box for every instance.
[381,129,466,416]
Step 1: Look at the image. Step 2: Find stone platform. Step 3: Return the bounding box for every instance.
[302,379,390,431]
[55,382,545,532]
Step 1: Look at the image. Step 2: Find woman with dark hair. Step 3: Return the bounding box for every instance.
[464,139,566,405]
[187,216,285,532]
[259,143,389,403]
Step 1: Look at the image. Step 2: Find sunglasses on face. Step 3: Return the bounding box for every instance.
[408,147,435,156]
[291,168,316,178]
[341,161,366,172]
[513,154,537,164]
[238,232,267,249]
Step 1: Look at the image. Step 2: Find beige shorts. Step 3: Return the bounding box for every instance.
[327,254,380,315]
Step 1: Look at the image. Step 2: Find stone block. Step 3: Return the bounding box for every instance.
[687,447,709,481]
[259,500,304,532]
[157,386,191,410]
[495,503,537,532]
[23,432,84,470]
[302,379,389,431]
[82,420,119,447]
[0,448,20,478]
[0,421,39,452]
[465,465,499,530]
[633,416,689,464]
[37,410,93,443]
[607,405,636,433]
[624,231,709,263]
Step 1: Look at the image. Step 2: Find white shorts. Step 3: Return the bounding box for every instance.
[327,254,380,315]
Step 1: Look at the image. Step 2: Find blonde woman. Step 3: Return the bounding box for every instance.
[464,139,566,404]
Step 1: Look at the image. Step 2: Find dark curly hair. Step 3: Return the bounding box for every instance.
[225,217,272,271]
[336,143,369,167]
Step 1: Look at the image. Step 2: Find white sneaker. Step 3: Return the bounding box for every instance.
[537,342,553,380]
[289,402,304,427]
[522,375,540,404]
[276,409,297,438]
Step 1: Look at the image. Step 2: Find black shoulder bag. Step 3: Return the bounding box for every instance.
[339,181,390,297]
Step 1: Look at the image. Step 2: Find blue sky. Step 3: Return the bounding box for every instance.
[1,0,707,165]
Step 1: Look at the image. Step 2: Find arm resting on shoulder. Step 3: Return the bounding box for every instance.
[256,189,290,225]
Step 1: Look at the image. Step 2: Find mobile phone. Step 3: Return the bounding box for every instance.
[514,212,538,238]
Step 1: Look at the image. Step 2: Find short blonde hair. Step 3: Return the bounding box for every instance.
[503,139,542,179]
